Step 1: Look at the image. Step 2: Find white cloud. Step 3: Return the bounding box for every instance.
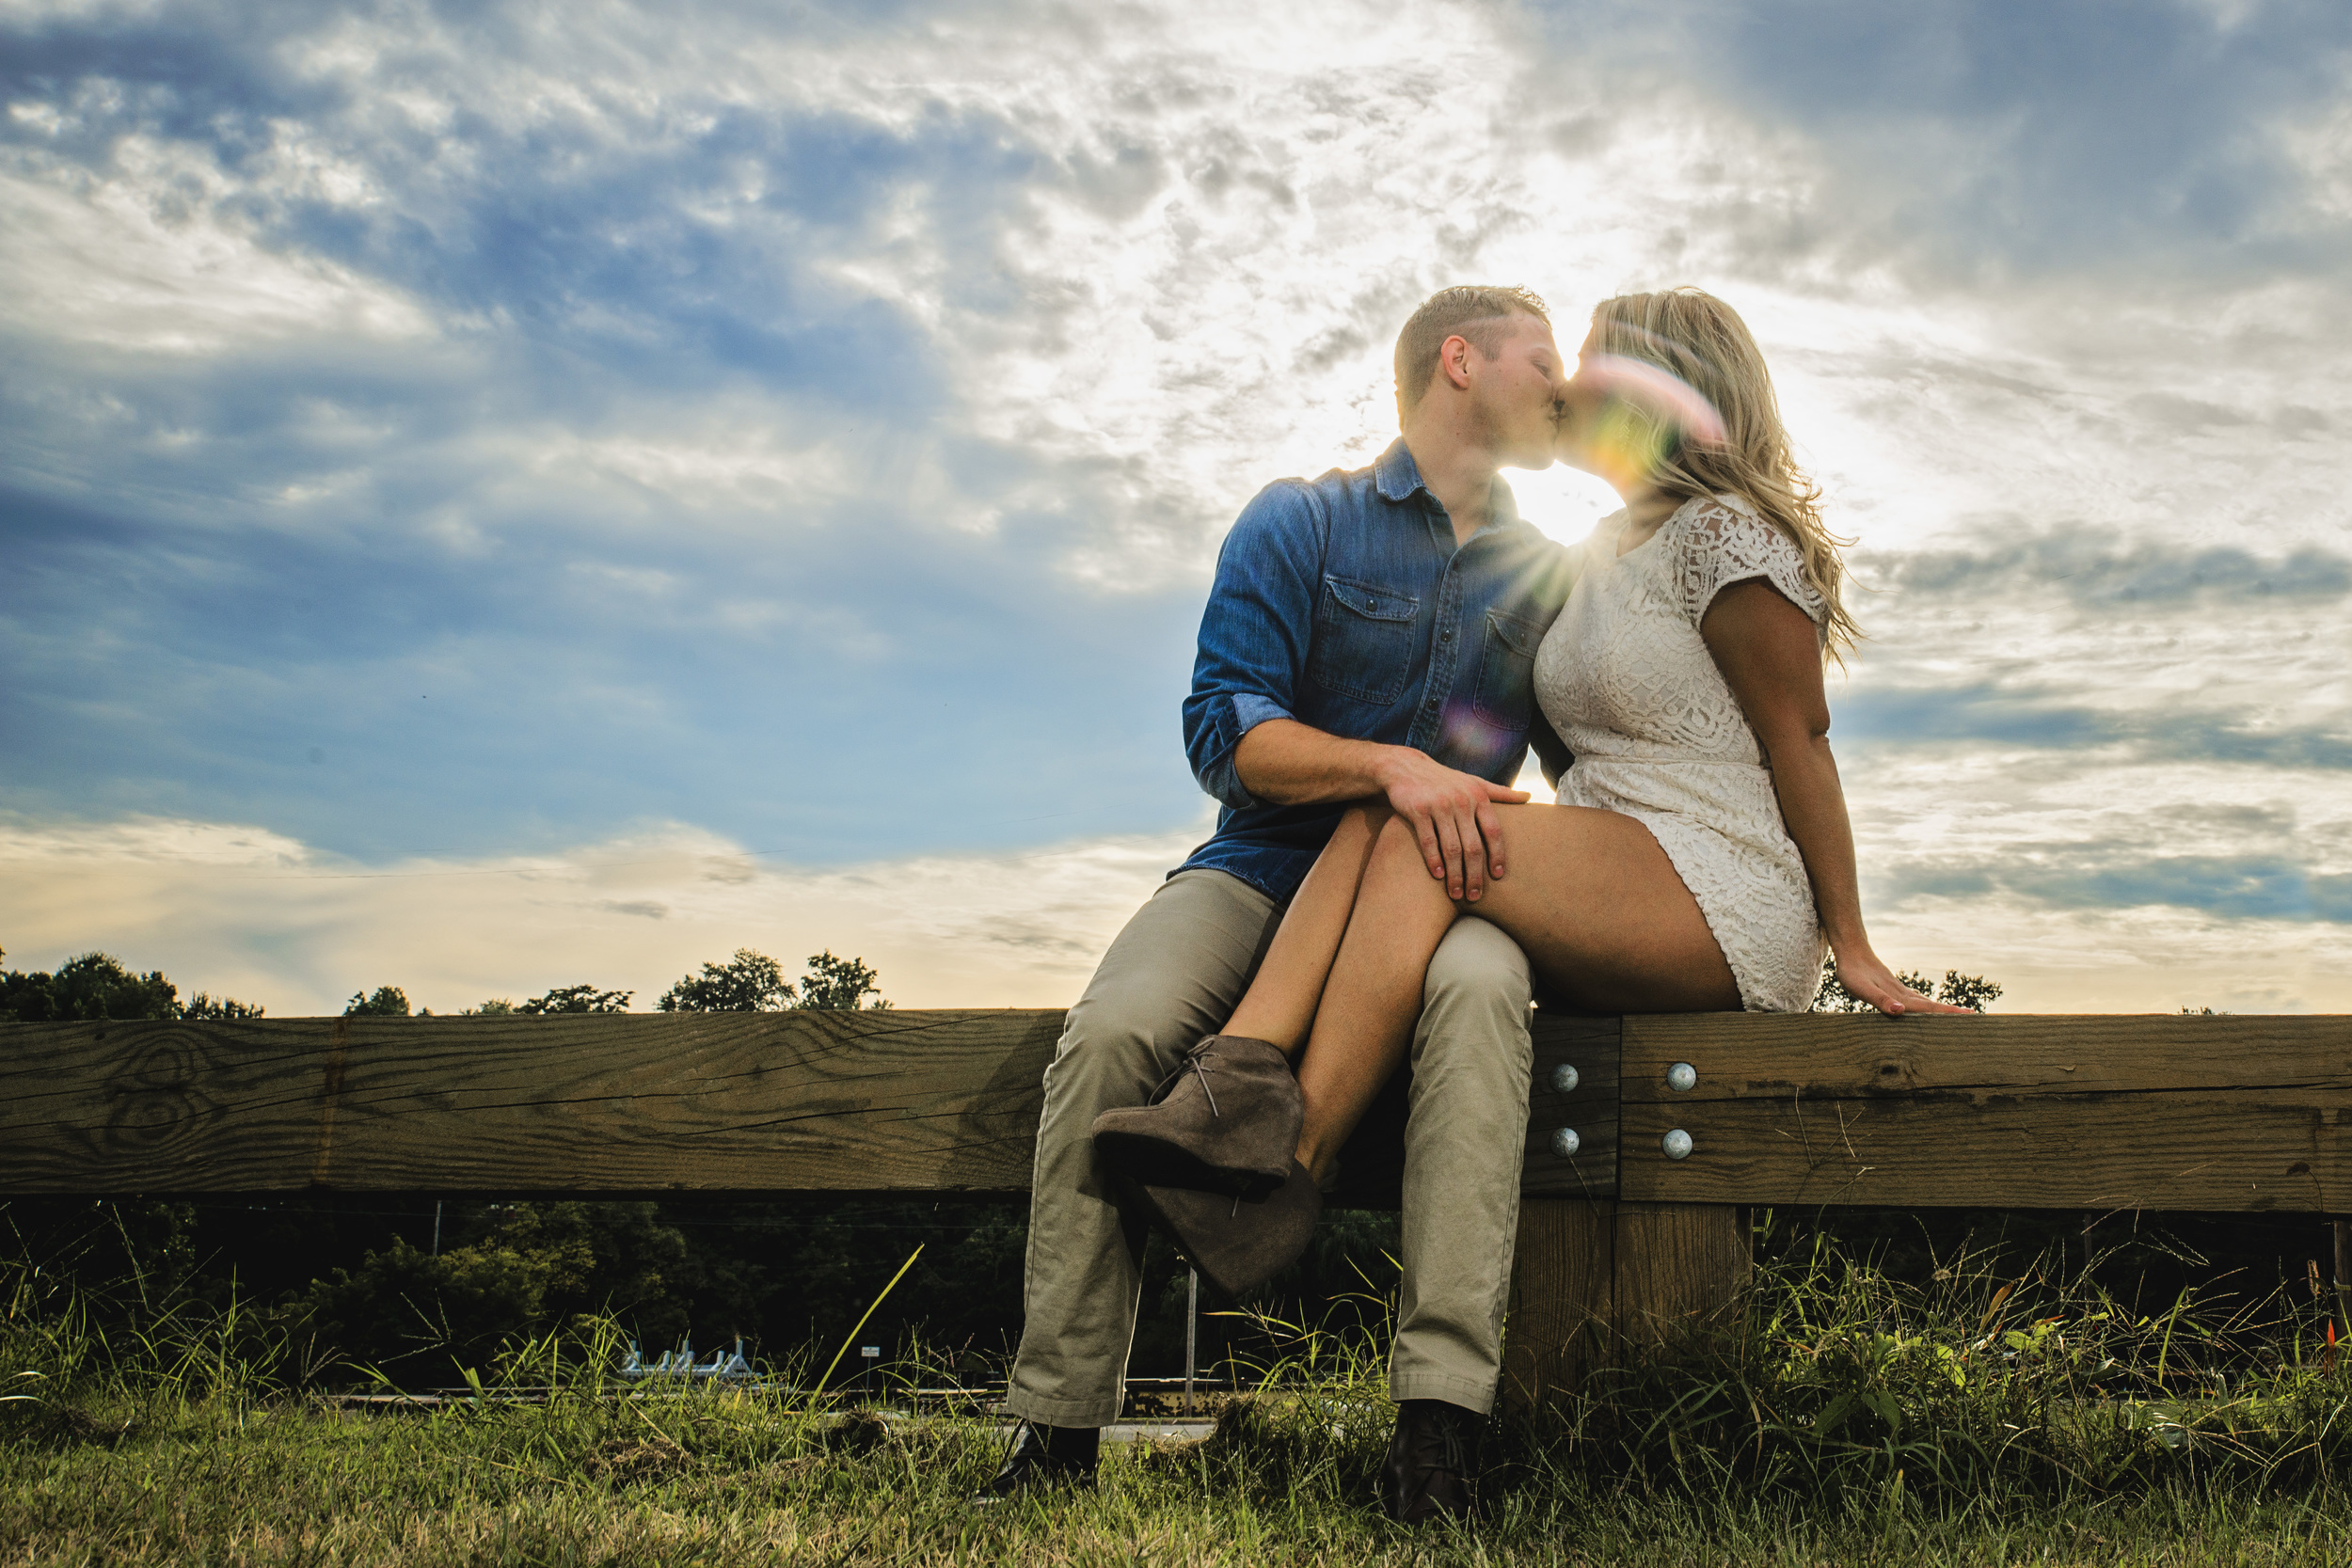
[0,810,1213,1014]
[0,138,432,353]
[4,0,2351,1010]
[8,799,2345,1016]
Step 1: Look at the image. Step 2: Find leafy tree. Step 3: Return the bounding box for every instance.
[1933,971,2003,1013]
[655,948,891,1012]
[658,948,794,1012]
[1813,962,2001,1014]
[796,950,890,1011]
[516,984,632,1014]
[344,986,412,1017]
[0,952,181,1022]
[462,998,516,1016]
[183,992,265,1020]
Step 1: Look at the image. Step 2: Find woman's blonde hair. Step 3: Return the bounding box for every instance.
[1590,287,1860,663]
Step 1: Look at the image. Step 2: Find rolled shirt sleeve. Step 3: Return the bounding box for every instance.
[1183,482,1325,811]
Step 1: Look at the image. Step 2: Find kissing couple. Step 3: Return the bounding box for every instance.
[986,284,1966,1521]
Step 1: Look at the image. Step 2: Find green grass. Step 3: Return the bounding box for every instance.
[5,1222,2351,1565]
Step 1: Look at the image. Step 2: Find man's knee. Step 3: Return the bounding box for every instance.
[1045,873,1278,1110]
[1049,990,1175,1102]
[1422,916,1532,1019]
[1412,916,1533,1081]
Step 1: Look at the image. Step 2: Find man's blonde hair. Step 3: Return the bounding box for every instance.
[1590,287,1860,663]
[1393,285,1550,419]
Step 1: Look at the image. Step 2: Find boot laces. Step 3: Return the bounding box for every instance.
[1414,1407,1471,1476]
[1151,1039,1222,1118]
[1184,1047,1222,1118]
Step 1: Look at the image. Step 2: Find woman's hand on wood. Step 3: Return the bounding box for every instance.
[1831,946,1971,1016]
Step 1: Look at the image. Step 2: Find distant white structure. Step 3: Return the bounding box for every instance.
[618,1337,753,1380]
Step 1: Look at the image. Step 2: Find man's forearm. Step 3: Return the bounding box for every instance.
[1232,718,1405,805]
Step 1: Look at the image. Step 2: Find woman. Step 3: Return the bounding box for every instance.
[1093,288,1964,1278]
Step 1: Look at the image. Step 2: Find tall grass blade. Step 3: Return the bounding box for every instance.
[812,1243,923,1399]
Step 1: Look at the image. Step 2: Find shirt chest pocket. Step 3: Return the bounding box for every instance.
[1471,609,1543,729]
[1309,574,1420,705]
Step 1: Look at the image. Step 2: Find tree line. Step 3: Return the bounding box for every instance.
[0,946,890,1023]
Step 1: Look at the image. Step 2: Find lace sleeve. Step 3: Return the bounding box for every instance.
[1670,497,1827,630]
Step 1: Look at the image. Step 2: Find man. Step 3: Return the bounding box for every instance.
[991,285,1578,1522]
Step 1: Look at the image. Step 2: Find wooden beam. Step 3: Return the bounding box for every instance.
[1618,1013,2352,1212]
[9,1009,2350,1212]
[0,1011,1064,1195]
[0,1007,1624,1198]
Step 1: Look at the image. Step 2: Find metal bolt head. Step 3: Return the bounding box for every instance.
[1550,1126,1581,1158]
[1666,1062,1697,1092]
[1661,1129,1693,1160]
[1549,1062,1581,1094]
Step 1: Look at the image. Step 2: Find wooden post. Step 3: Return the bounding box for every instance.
[1612,1201,1749,1348]
[1504,1009,1623,1412]
[1503,1196,1613,1410]
[2335,1219,2351,1333]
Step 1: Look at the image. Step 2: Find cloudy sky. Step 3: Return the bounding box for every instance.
[4,0,2348,1016]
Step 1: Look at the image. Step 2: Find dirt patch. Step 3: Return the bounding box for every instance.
[10,1405,138,1450]
[583,1430,695,1484]
[820,1410,894,1456]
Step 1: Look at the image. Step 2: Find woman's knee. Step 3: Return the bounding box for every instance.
[1334,800,1395,842]
[1372,807,1426,863]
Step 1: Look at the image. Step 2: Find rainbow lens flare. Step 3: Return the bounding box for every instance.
[1573,353,1727,490]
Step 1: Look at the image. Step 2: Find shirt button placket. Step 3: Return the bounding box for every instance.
[1422,566,1456,748]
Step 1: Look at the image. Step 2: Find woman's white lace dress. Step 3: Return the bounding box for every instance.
[1533,495,1828,1012]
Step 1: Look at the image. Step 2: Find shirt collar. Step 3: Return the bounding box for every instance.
[1375,437,1426,502]
[1377,437,1530,541]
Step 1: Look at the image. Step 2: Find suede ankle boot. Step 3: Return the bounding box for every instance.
[1122,1158,1321,1302]
[1090,1035,1302,1198]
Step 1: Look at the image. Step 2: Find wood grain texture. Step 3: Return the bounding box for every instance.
[1503,1196,1613,1409]
[0,1011,1064,1195]
[1613,1201,1749,1347]
[1620,1012,2352,1100]
[2336,1221,2352,1333]
[1522,1013,1620,1199]
[0,1009,1613,1199]
[1620,1013,2352,1211]
[11,1009,2350,1212]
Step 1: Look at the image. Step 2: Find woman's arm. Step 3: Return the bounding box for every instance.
[1700,579,1964,1016]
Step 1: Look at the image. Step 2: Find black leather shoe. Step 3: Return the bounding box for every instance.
[1378,1400,1484,1524]
[977,1419,1100,1499]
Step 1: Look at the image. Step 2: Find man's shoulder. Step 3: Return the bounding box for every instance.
[1253,456,1384,505]
[1230,458,1382,544]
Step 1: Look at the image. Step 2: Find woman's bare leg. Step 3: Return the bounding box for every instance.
[1292,802,1737,1181]
[1219,803,1393,1053]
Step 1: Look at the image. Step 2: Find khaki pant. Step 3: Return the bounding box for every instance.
[1004,867,1534,1427]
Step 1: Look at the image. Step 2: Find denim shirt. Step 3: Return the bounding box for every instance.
[1176,437,1578,904]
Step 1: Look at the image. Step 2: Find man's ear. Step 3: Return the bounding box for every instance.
[1438,333,1476,394]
